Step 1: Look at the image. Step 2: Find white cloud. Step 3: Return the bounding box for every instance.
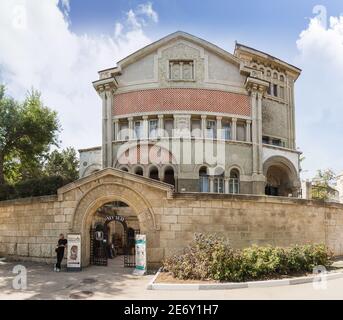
[296,15,343,178]
[0,0,157,151]
[137,2,159,23]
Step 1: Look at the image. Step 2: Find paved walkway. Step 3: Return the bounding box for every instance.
[1,257,343,300]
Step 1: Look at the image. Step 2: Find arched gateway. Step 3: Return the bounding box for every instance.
[58,168,173,267]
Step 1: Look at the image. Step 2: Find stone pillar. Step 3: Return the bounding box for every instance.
[158,114,164,138]
[201,115,207,138]
[257,92,263,174]
[128,117,134,140]
[100,90,107,168]
[246,120,251,142]
[232,118,237,141]
[216,116,222,140]
[142,116,148,139]
[224,178,229,194]
[105,88,113,168]
[209,177,214,193]
[251,91,258,174]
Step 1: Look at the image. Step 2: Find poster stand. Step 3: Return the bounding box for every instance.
[67,233,82,272]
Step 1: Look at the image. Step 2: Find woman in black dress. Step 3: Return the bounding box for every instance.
[55,234,67,272]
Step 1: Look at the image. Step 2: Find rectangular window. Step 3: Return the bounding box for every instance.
[273,84,278,97]
[164,119,173,138]
[199,176,209,192]
[279,86,285,99]
[262,136,270,144]
[149,119,158,138]
[206,120,216,139]
[191,119,201,137]
[169,60,194,81]
[134,121,142,139]
[214,177,224,193]
[120,123,129,141]
[272,138,282,147]
[236,123,246,141]
[222,122,231,140]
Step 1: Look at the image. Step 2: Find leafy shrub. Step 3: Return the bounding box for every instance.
[0,175,71,201]
[163,234,333,282]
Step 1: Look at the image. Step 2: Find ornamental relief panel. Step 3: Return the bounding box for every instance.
[158,41,205,86]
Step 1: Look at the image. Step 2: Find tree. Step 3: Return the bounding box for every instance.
[0,85,60,184]
[44,147,79,181]
[311,169,337,200]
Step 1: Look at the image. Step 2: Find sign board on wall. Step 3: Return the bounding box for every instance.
[67,233,82,271]
[133,234,146,275]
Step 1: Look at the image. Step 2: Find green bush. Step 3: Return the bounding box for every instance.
[163,234,333,282]
[0,175,72,201]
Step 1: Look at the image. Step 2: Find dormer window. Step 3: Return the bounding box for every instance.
[169,60,194,81]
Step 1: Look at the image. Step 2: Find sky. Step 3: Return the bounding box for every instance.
[0,0,342,180]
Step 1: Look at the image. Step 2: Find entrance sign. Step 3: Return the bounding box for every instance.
[133,234,146,275]
[105,215,125,223]
[67,233,82,271]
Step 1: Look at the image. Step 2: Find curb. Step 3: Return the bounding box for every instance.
[147,270,343,291]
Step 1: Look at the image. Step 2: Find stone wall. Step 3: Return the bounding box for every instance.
[1,169,343,268]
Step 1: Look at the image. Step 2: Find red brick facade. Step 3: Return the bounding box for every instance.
[113,88,251,116]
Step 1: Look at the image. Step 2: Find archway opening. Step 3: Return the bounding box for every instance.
[265,165,293,197]
[199,166,209,192]
[229,169,240,194]
[90,201,140,267]
[149,166,159,180]
[134,166,144,176]
[163,167,175,187]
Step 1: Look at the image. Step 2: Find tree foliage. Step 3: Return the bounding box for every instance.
[44,147,79,181]
[0,85,60,184]
[311,169,337,200]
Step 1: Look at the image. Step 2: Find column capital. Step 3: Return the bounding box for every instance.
[246,119,252,124]
[114,118,119,123]
[231,117,237,122]
[128,117,134,121]
[216,116,223,121]
[157,114,164,119]
[142,115,149,120]
[201,114,207,119]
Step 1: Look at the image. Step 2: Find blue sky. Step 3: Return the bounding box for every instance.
[1,0,343,180]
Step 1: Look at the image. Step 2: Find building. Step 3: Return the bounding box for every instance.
[5,32,343,269]
[81,31,302,197]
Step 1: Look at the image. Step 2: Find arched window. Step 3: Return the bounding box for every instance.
[120,167,129,172]
[134,166,143,176]
[149,166,159,180]
[280,75,285,82]
[199,166,209,192]
[229,169,240,194]
[163,167,175,187]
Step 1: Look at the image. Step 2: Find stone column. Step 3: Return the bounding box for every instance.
[201,115,207,138]
[251,91,258,174]
[209,176,214,193]
[224,178,229,194]
[158,114,164,138]
[128,117,134,140]
[142,116,148,139]
[257,92,263,174]
[105,88,113,168]
[100,90,107,168]
[246,120,251,142]
[232,118,237,141]
[216,116,222,140]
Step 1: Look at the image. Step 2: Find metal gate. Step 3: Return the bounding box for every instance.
[90,227,108,266]
[124,228,140,268]
[90,224,140,268]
